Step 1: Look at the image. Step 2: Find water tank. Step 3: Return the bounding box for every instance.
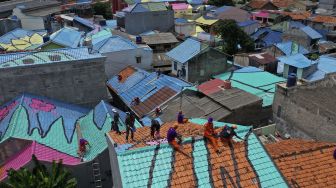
[43,36,50,43]
[99,19,106,26]
[286,73,297,87]
[136,36,142,44]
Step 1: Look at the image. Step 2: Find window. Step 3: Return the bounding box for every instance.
[22,58,34,64]
[48,55,61,61]
[136,56,141,64]
[174,62,177,71]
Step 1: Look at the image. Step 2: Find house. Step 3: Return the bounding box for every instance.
[270,21,305,33]
[307,15,336,31]
[140,32,179,52]
[319,41,336,54]
[282,26,322,50]
[0,93,141,187]
[251,28,282,49]
[106,119,289,188]
[318,0,336,14]
[206,6,251,22]
[116,2,174,35]
[175,18,196,37]
[194,16,219,33]
[40,27,83,50]
[152,53,172,72]
[271,0,295,9]
[291,0,317,11]
[278,54,336,82]
[0,17,21,36]
[91,35,153,78]
[73,16,96,32]
[12,2,61,31]
[266,139,336,187]
[0,28,46,52]
[0,47,108,107]
[251,11,288,25]
[237,20,259,35]
[234,52,278,74]
[243,0,278,11]
[215,66,286,108]
[106,66,191,118]
[265,41,309,57]
[273,73,336,141]
[171,3,192,18]
[280,11,311,21]
[166,38,229,83]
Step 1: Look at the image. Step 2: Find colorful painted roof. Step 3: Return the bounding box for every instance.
[215,67,285,107]
[0,28,46,51]
[0,94,140,165]
[166,38,208,64]
[266,139,336,187]
[109,119,289,187]
[275,41,309,56]
[0,47,102,69]
[107,66,190,117]
[48,27,83,48]
[171,3,190,10]
[195,16,219,26]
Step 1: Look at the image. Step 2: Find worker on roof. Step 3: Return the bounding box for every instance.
[125,112,136,142]
[177,111,188,124]
[167,124,190,157]
[218,124,244,144]
[112,108,121,135]
[204,117,220,154]
[334,148,336,159]
[78,138,90,161]
[151,118,161,139]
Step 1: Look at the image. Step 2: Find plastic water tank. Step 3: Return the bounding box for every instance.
[286,73,297,87]
[136,36,142,44]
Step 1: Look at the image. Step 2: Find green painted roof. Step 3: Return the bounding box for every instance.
[214,67,285,107]
[115,119,288,187]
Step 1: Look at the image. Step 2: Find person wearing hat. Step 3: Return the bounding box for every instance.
[204,117,220,154]
[151,118,161,139]
[218,124,244,144]
[112,108,121,135]
[167,124,190,157]
[125,112,136,142]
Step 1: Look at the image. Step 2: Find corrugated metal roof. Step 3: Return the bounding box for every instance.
[130,2,167,13]
[238,20,258,27]
[275,41,309,56]
[195,16,218,26]
[141,32,178,45]
[90,29,113,45]
[252,28,282,47]
[300,26,322,40]
[73,16,95,30]
[306,56,336,81]
[277,54,313,68]
[92,36,138,53]
[197,79,226,95]
[0,47,102,69]
[49,27,82,48]
[166,38,208,64]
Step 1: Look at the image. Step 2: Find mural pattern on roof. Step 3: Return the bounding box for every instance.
[0,33,44,51]
[113,119,289,187]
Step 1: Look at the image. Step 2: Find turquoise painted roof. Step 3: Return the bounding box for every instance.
[214,67,285,107]
[115,119,288,187]
[0,94,140,162]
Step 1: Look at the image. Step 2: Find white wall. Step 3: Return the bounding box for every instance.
[103,47,153,78]
[12,8,45,30]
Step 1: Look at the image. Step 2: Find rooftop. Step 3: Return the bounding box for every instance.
[141,32,179,45]
[126,2,168,13]
[92,36,139,53]
[0,47,102,69]
[166,38,208,64]
[245,0,275,9]
[48,27,83,48]
[73,16,95,30]
[310,15,336,24]
[195,16,219,26]
[275,41,309,56]
[248,52,278,65]
[277,54,314,68]
[266,139,336,187]
[108,119,288,187]
[214,67,285,107]
[300,26,322,40]
[306,56,336,81]
[251,28,282,47]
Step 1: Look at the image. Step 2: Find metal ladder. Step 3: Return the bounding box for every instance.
[92,162,102,188]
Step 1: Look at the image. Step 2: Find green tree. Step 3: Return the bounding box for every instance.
[207,0,234,7]
[93,2,113,19]
[0,155,77,188]
[213,19,255,55]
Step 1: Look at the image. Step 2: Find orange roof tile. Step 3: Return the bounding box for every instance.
[266,139,336,187]
[281,11,311,20]
[117,66,136,83]
[272,0,294,8]
[247,0,272,9]
[311,15,336,24]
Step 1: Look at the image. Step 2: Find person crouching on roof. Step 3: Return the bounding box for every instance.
[151,119,161,140]
[78,138,90,161]
[204,117,221,154]
[177,111,188,124]
[167,124,190,157]
[218,124,244,145]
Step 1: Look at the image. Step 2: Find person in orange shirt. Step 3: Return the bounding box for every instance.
[204,117,221,154]
[167,124,190,157]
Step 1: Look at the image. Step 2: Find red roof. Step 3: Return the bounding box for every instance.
[197,79,226,95]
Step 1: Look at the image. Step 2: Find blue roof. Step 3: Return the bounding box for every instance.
[92,36,138,53]
[277,54,313,68]
[275,41,309,56]
[252,28,282,47]
[187,0,203,5]
[175,18,188,24]
[0,28,46,44]
[300,26,322,40]
[238,20,258,27]
[49,27,83,48]
[166,38,206,64]
[211,5,232,15]
[306,56,336,81]
[74,16,95,30]
[104,20,117,29]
